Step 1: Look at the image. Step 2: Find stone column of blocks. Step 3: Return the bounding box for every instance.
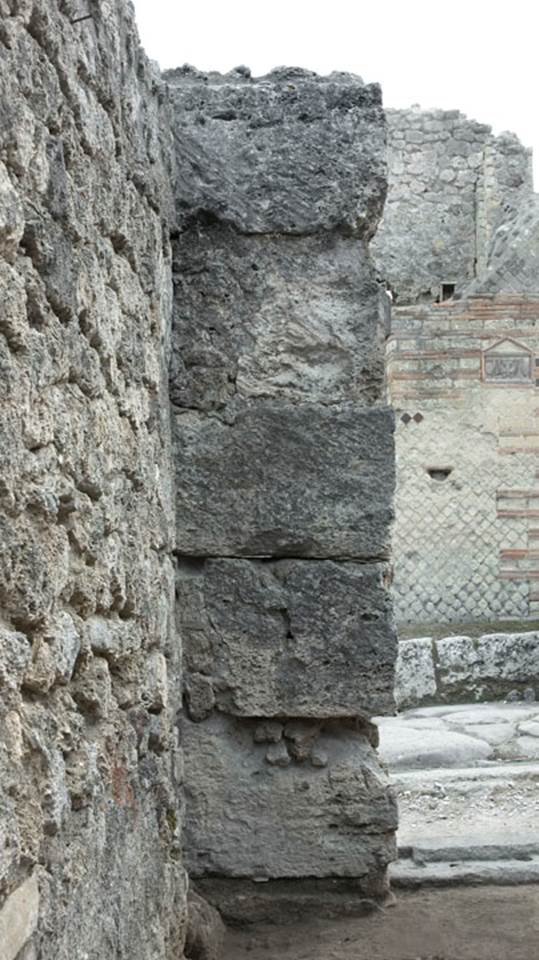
[167,67,398,921]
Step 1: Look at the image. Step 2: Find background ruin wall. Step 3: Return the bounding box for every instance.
[389,296,539,627]
[377,105,539,631]
[373,108,533,305]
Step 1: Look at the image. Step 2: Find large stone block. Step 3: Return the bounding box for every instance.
[166,68,386,236]
[434,631,539,702]
[394,637,437,710]
[171,225,386,410]
[174,400,394,559]
[182,712,397,880]
[179,558,396,718]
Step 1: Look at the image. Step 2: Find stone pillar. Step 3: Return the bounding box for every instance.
[167,67,398,921]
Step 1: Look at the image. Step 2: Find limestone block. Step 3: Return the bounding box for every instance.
[182,713,397,879]
[178,558,396,718]
[167,68,386,236]
[171,227,386,410]
[0,873,39,960]
[434,631,539,700]
[476,632,539,683]
[174,401,395,559]
[394,638,437,709]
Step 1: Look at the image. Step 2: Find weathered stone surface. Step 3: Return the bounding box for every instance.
[394,638,437,710]
[435,632,539,702]
[174,401,394,559]
[0,2,186,957]
[178,558,396,717]
[170,62,396,916]
[166,68,387,236]
[394,632,539,708]
[182,713,397,879]
[0,873,39,960]
[171,225,387,410]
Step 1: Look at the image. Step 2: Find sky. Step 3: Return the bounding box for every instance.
[132,0,539,187]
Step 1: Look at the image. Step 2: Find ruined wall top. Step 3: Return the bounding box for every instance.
[372,106,533,304]
[165,66,387,236]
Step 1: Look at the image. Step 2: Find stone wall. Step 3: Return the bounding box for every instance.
[167,68,398,921]
[372,108,533,304]
[388,295,539,627]
[0,3,187,957]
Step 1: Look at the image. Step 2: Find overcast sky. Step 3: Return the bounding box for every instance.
[132,0,538,186]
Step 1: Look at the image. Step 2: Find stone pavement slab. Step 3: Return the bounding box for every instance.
[377,724,492,769]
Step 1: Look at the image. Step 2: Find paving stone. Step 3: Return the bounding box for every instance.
[518,719,539,738]
[391,856,539,888]
[454,722,514,746]
[378,723,493,770]
[497,736,539,761]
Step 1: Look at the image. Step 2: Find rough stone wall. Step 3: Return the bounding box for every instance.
[388,296,539,627]
[0,3,187,957]
[372,108,533,304]
[167,68,398,920]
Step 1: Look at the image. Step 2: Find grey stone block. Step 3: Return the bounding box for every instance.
[182,712,397,880]
[178,558,396,718]
[434,631,539,701]
[174,401,395,559]
[166,68,386,236]
[170,226,386,411]
[394,637,437,709]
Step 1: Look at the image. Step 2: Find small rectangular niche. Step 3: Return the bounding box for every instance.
[440,283,455,301]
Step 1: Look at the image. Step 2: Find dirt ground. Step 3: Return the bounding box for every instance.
[223,885,539,960]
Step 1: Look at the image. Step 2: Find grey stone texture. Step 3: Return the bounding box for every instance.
[178,558,396,718]
[166,67,387,237]
[173,401,394,559]
[395,632,539,709]
[169,69,397,913]
[372,108,533,303]
[170,224,388,411]
[182,713,397,880]
[0,2,186,957]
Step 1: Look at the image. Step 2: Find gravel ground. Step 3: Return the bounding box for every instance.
[223,886,539,960]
